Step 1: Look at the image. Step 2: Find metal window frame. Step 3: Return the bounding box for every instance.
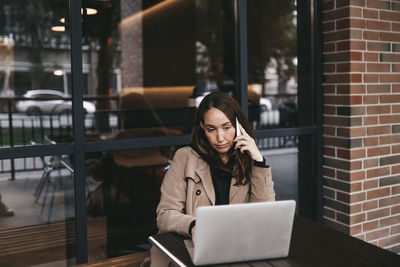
[234,0,248,115]
[70,0,88,263]
[0,0,322,264]
[313,0,323,223]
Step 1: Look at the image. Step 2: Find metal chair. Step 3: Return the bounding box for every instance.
[31,136,73,223]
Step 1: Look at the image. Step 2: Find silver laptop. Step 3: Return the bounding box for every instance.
[184,200,296,266]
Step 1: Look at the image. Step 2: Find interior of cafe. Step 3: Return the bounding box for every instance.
[6,0,394,266]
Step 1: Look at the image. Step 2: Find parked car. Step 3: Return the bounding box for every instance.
[16,90,96,114]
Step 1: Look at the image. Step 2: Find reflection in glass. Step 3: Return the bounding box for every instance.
[0,155,76,266]
[0,0,79,145]
[247,0,303,129]
[82,0,235,140]
[85,145,177,261]
[259,134,317,218]
[0,1,77,266]
[258,137,299,203]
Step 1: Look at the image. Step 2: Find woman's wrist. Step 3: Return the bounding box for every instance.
[189,220,196,236]
[253,157,269,168]
[252,152,263,162]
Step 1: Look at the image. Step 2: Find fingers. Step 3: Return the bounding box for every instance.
[234,135,252,150]
[191,227,196,243]
[238,123,248,136]
[234,127,263,161]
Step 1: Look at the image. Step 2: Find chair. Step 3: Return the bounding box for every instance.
[32,135,73,223]
[100,93,176,256]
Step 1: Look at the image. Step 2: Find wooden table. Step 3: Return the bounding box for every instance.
[75,251,150,267]
[77,216,400,267]
[150,216,400,266]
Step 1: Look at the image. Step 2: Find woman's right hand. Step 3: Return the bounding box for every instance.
[234,123,263,162]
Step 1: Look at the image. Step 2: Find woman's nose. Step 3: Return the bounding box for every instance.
[216,130,224,142]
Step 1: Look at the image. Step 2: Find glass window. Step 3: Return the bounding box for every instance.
[257,136,299,202]
[82,0,236,140]
[85,145,176,260]
[0,0,76,145]
[257,134,318,216]
[250,0,319,219]
[0,0,77,265]
[247,0,311,129]
[0,154,76,266]
[83,0,238,261]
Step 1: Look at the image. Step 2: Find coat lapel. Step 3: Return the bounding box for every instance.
[193,161,245,204]
[229,178,242,201]
[195,163,216,205]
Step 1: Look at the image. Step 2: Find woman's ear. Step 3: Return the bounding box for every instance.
[200,121,204,129]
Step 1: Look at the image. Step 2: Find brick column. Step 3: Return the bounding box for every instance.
[322,0,400,253]
[120,0,143,87]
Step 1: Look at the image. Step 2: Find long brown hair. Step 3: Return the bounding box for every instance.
[192,91,254,185]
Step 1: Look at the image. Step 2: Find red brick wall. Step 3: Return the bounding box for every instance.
[322,0,400,253]
[120,0,143,87]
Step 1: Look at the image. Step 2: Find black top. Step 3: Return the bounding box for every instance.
[211,157,268,205]
[210,159,233,205]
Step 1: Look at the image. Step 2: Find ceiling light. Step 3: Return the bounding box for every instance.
[51,26,65,32]
[82,8,98,15]
[53,70,64,76]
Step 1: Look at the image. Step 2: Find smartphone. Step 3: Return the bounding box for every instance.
[236,117,242,137]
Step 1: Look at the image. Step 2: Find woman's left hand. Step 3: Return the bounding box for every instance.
[234,123,263,162]
[191,226,196,243]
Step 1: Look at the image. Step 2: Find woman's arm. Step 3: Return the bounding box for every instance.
[234,124,275,202]
[156,149,195,236]
[249,164,275,202]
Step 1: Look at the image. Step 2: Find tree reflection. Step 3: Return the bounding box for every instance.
[248,0,297,94]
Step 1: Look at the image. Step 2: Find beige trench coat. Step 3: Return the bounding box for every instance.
[157,146,275,236]
[150,146,275,266]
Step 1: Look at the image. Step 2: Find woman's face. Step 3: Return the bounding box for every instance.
[201,107,235,160]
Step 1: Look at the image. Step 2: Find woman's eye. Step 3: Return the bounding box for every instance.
[224,126,231,131]
[207,128,215,133]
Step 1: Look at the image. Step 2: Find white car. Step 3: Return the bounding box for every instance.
[16,90,96,114]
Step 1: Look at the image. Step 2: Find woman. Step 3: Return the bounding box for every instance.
[150,91,275,266]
